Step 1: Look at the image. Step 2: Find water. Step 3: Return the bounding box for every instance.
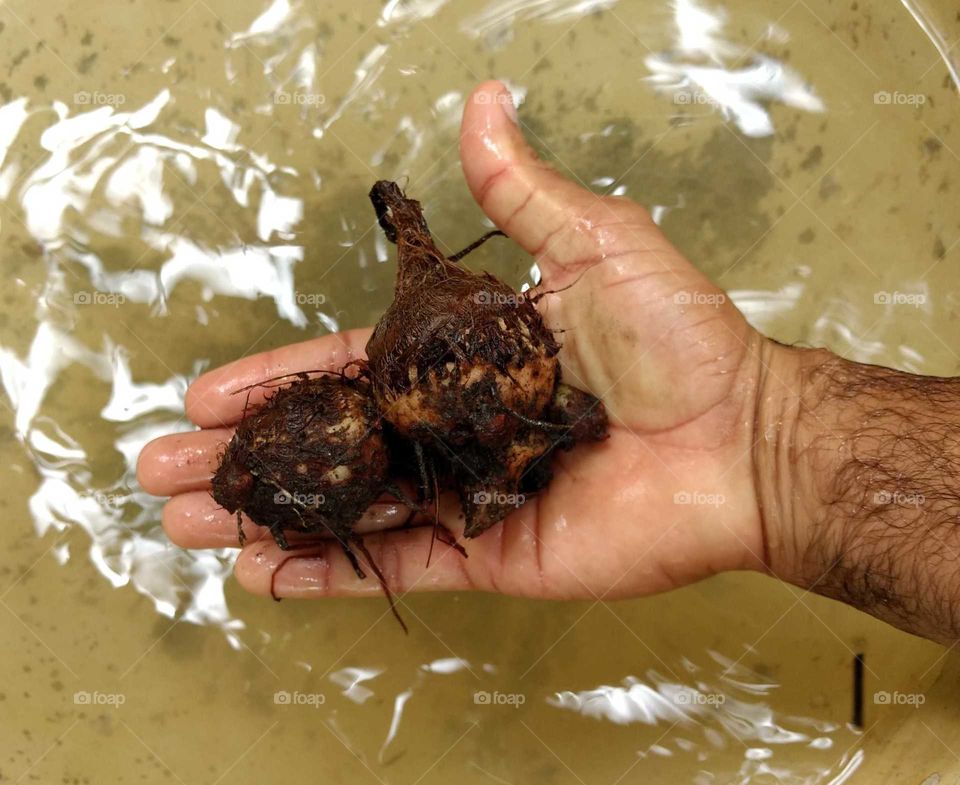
[0,0,957,781]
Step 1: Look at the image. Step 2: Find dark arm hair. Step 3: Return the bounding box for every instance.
[755,342,960,643]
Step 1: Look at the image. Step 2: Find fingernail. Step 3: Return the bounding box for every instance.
[499,87,519,124]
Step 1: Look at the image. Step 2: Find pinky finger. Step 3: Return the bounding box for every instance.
[234,527,483,599]
[162,490,416,550]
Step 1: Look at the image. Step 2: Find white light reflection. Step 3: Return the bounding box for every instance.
[380,0,451,26]
[330,666,384,704]
[549,676,692,726]
[0,324,242,639]
[422,657,471,674]
[101,345,188,422]
[645,0,824,137]
[240,0,293,40]
[728,283,806,330]
[12,90,310,324]
[548,669,854,781]
[318,44,390,135]
[379,689,413,763]
[461,0,620,47]
[0,64,349,651]
[373,657,480,762]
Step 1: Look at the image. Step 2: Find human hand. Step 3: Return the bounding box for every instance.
[138,80,771,602]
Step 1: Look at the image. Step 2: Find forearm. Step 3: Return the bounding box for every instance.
[755,340,960,643]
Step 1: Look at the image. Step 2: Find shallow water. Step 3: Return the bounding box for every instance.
[0,0,957,782]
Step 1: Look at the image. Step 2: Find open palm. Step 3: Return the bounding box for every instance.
[138,81,768,602]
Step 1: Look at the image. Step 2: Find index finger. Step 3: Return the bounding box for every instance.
[185,327,372,428]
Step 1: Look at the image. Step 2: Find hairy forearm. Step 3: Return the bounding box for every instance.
[755,340,960,643]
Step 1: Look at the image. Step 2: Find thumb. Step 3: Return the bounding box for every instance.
[459,81,679,279]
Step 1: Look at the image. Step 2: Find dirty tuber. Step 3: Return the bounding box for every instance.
[212,181,609,627]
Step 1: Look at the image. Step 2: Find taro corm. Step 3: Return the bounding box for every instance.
[212,181,609,630]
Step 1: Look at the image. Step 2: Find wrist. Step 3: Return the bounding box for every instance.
[753,340,960,642]
[752,339,840,588]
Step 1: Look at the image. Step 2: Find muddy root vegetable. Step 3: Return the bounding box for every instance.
[452,383,610,537]
[544,383,610,446]
[212,375,389,548]
[211,374,409,630]
[208,181,610,628]
[454,427,553,537]
[364,180,560,449]
[363,181,609,538]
